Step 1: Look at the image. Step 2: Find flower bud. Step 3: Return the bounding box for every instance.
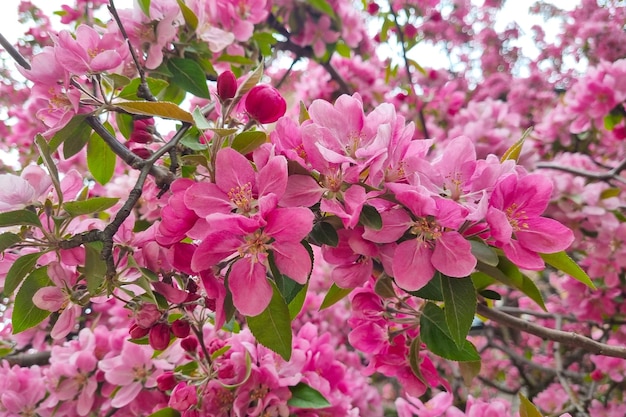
[129,322,150,339]
[245,84,287,124]
[181,336,199,353]
[169,382,198,411]
[171,319,191,339]
[217,70,237,100]
[149,322,171,351]
[157,371,177,391]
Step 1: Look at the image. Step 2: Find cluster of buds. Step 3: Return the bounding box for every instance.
[128,303,192,351]
[125,117,155,159]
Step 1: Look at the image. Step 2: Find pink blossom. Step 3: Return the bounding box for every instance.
[486,174,575,270]
[54,24,124,75]
[169,382,198,411]
[395,392,453,417]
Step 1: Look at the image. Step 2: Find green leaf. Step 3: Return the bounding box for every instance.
[246,281,293,361]
[3,252,43,296]
[180,127,208,151]
[235,64,264,100]
[604,111,623,131]
[118,77,170,101]
[35,134,63,204]
[407,273,443,301]
[479,289,501,300]
[137,0,151,17]
[476,259,546,311]
[458,360,482,386]
[63,119,91,159]
[469,240,499,267]
[374,274,397,299]
[115,101,194,123]
[192,106,212,130]
[231,131,267,155]
[471,271,496,291]
[309,221,339,247]
[359,203,382,230]
[299,101,310,124]
[335,41,351,58]
[12,267,52,333]
[167,58,210,99]
[441,275,476,347]
[84,242,106,295]
[500,127,532,163]
[88,131,116,185]
[540,251,595,289]
[288,383,331,409]
[0,232,21,252]
[308,0,336,18]
[420,302,480,362]
[600,187,620,199]
[146,408,181,417]
[63,197,119,217]
[47,115,92,155]
[0,210,42,228]
[116,112,134,139]
[216,54,255,65]
[518,393,544,417]
[288,282,309,319]
[319,283,353,310]
[176,0,198,30]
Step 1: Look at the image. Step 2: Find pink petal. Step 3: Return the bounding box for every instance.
[33,287,66,311]
[280,175,324,207]
[432,232,476,277]
[392,240,435,291]
[331,260,373,288]
[264,207,314,242]
[191,231,241,272]
[215,148,256,195]
[111,382,143,408]
[502,240,545,270]
[486,206,513,243]
[272,241,312,284]
[257,155,287,199]
[362,208,411,243]
[516,217,575,253]
[90,50,123,72]
[184,182,232,217]
[228,259,272,316]
[348,322,386,354]
[51,304,80,340]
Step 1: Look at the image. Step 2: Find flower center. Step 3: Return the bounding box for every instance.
[228,182,254,214]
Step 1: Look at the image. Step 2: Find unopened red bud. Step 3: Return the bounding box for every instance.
[131,147,152,159]
[404,23,418,39]
[181,336,199,352]
[129,323,150,339]
[245,84,287,124]
[217,70,237,100]
[171,319,191,338]
[157,371,177,391]
[129,128,154,144]
[149,322,171,351]
[367,2,379,14]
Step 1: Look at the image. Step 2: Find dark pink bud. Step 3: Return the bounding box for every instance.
[171,319,191,339]
[181,336,198,352]
[129,128,154,144]
[367,2,379,14]
[404,23,418,39]
[129,323,150,339]
[217,70,237,100]
[131,147,152,159]
[244,84,287,124]
[149,322,171,351]
[135,303,162,328]
[157,371,177,391]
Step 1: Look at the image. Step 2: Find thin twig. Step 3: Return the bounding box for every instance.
[477,303,626,359]
[107,0,156,101]
[536,159,626,185]
[388,3,430,139]
[553,316,589,416]
[3,351,51,366]
[0,33,30,70]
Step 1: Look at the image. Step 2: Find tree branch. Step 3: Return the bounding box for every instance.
[4,351,51,367]
[0,33,30,70]
[476,304,626,359]
[536,159,626,185]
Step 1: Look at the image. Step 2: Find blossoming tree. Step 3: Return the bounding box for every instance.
[0,0,625,416]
